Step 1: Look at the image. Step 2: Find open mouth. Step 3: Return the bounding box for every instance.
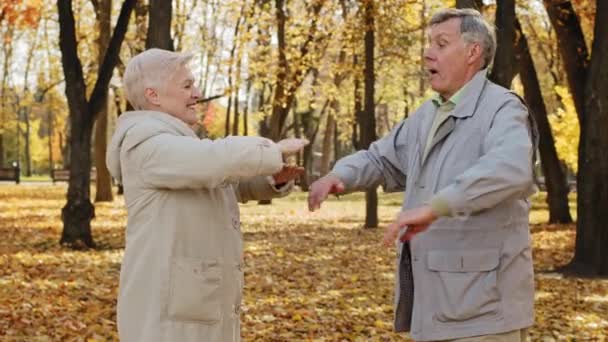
[427,68,439,76]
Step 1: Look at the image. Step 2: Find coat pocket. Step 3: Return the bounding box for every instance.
[167,257,222,324]
[426,249,501,324]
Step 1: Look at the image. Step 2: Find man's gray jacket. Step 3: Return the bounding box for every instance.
[331,70,537,341]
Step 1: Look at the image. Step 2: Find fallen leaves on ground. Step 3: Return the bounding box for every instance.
[0,185,606,341]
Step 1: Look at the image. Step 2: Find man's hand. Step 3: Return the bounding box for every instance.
[308,174,345,211]
[382,205,438,247]
[272,165,305,185]
[277,138,309,156]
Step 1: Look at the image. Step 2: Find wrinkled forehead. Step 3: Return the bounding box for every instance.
[427,17,462,40]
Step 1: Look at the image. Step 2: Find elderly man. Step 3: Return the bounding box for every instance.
[107,48,307,341]
[309,9,536,342]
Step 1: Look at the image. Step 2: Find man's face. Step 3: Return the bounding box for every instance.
[424,18,478,99]
[157,65,201,125]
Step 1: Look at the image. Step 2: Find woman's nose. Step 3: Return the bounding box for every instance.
[192,87,202,99]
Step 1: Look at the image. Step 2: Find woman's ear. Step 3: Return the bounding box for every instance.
[144,88,161,106]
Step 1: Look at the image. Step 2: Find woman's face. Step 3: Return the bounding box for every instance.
[155,64,202,125]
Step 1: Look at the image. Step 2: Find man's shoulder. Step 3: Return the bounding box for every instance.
[482,81,526,108]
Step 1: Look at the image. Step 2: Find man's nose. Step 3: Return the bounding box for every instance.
[423,47,434,61]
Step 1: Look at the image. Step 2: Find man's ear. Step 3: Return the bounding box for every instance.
[467,42,483,66]
[144,88,161,106]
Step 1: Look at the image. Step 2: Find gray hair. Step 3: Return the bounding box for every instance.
[429,8,496,69]
[123,48,193,110]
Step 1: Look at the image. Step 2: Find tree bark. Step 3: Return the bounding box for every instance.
[515,19,572,223]
[319,114,335,176]
[243,80,251,136]
[0,28,14,168]
[543,0,589,121]
[57,0,135,248]
[93,0,113,202]
[21,26,39,177]
[362,0,378,229]
[571,0,608,276]
[489,0,516,87]
[145,0,173,50]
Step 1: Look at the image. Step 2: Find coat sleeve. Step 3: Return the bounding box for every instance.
[431,98,536,216]
[233,176,293,203]
[329,120,408,193]
[133,134,284,190]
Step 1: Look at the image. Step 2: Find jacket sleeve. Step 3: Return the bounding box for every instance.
[329,121,408,193]
[133,134,284,190]
[431,98,536,216]
[233,176,293,203]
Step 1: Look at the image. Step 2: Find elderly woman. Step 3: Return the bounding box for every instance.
[106,48,307,342]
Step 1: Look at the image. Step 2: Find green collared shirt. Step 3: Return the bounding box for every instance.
[425,83,471,217]
[422,86,467,162]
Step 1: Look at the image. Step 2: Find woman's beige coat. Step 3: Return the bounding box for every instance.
[106,111,290,341]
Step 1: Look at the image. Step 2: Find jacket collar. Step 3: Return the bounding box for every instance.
[117,110,197,138]
[448,68,489,119]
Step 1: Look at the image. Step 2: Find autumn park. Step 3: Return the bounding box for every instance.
[1,0,607,341]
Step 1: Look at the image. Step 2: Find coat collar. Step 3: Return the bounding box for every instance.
[448,68,489,119]
[418,69,489,168]
[117,110,198,138]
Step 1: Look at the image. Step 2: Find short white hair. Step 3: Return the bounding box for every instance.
[123,48,193,110]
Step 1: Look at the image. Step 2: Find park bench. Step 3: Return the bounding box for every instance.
[51,168,97,183]
[0,165,20,184]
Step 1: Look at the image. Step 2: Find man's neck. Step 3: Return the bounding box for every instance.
[438,67,484,102]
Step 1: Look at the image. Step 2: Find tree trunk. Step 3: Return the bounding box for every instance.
[225,95,232,137]
[543,0,589,121]
[352,55,362,151]
[570,0,608,276]
[243,80,251,136]
[94,0,113,202]
[269,0,289,141]
[47,109,54,173]
[24,109,32,176]
[232,92,240,135]
[226,13,243,136]
[21,26,39,177]
[145,0,173,50]
[0,28,14,168]
[362,0,378,229]
[319,114,335,176]
[57,0,135,248]
[489,0,516,87]
[419,0,426,96]
[515,19,572,223]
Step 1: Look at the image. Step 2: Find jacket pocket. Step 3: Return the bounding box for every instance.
[167,257,222,324]
[426,249,502,324]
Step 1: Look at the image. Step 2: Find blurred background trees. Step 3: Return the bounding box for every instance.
[1,0,606,275]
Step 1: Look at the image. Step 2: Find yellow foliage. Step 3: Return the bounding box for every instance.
[549,86,580,173]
